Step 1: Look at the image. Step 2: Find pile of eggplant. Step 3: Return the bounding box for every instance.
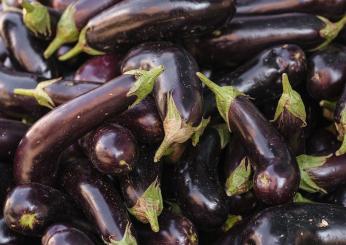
[0,0,346,244]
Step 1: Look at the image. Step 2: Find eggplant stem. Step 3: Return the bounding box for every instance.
[106,222,137,245]
[21,0,34,12]
[58,43,83,61]
[44,36,64,59]
[23,0,51,37]
[336,135,346,156]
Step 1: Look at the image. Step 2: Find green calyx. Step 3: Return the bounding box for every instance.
[222,215,242,232]
[191,117,210,146]
[273,73,306,127]
[14,78,61,109]
[196,72,244,129]
[106,222,137,245]
[22,0,51,37]
[336,107,346,156]
[125,65,164,108]
[58,26,104,61]
[212,124,231,149]
[44,4,79,58]
[19,213,37,230]
[296,154,331,193]
[225,156,252,196]
[314,15,346,51]
[293,193,315,204]
[128,178,163,233]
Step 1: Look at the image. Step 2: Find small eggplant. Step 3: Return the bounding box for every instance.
[122,42,207,162]
[136,212,198,245]
[307,44,346,101]
[0,11,56,78]
[197,73,300,205]
[307,129,340,155]
[41,224,95,245]
[79,123,138,175]
[119,145,163,232]
[0,118,28,161]
[60,158,137,245]
[3,183,77,237]
[188,14,346,67]
[58,0,235,59]
[14,66,163,185]
[174,128,228,230]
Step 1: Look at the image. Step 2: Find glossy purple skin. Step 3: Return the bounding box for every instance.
[60,159,135,244]
[236,0,346,19]
[229,96,300,205]
[307,129,340,155]
[187,13,325,67]
[74,53,120,83]
[114,96,164,144]
[4,183,77,237]
[122,42,203,126]
[14,74,137,185]
[307,44,346,101]
[136,212,198,245]
[80,124,138,175]
[42,224,95,245]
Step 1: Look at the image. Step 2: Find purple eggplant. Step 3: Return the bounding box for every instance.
[228,191,258,216]
[60,158,137,244]
[79,123,138,175]
[188,14,346,67]
[0,118,28,161]
[3,183,77,237]
[307,129,340,155]
[307,44,346,101]
[213,218,248,245]
[58,0,235,60]
[119,145,163,232]
[198,73,300,205]
[13,66,163,185]
[0,37,8,63]
[122,42,207,162]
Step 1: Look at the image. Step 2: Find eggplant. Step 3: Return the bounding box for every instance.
[326,185,346,207]
[0,118,28,161]
[197,73,300,205]
[44,0,122,58]
[187,14,346,67]
[79,123,138,175]
[119,145,163,232]
[0,37,8,63]
[122,42,207,162]
[58,0,235,59]
[0,11,56,78]
[136,212,198,245]
[74,53,120,83]
[41,224,95,245]
[3,183,77,237]
[13,66,163,185]
[307,44,346,101]
[240,203,346,245]
[213,218,248,245]
[174,128,228,230]
[60,158,137,244]
[236,0,346,19]
[228,191,258,216]
[307,129,340,155]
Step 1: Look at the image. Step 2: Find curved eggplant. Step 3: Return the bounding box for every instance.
[79,123,138,175]
[119,145,162,232]
[198,73,300,205]
[122,42,206,162]
[60,158,137,244]
[188,14,346,67]
[3,183,77,237]
[0,118,28,161]
[0,11,56,78]
[58,0,235,59]
[13,66,163,185]
[307,129,340,155]
[307,44,346,101]
[174,128,228,230]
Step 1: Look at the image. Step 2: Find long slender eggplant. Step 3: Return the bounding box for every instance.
[307,44,346,101]
[174,128,228,230]
[0,218,39,245]
[13,66,163,185]
[44,0,123,58]
[187,14,346,67]
[59,0,235,60]
[60,158,137,245]
[307,129,340,155]
[122,42,207,162]
[135,212,198,245]
[119,145,163,232]
[3,183,78,237]
[79,123,138,175]
[0,11,56,78]
[236,0,346,19]
[197,73,300,205]
[0,118,28,161]
[41,224,95,245]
